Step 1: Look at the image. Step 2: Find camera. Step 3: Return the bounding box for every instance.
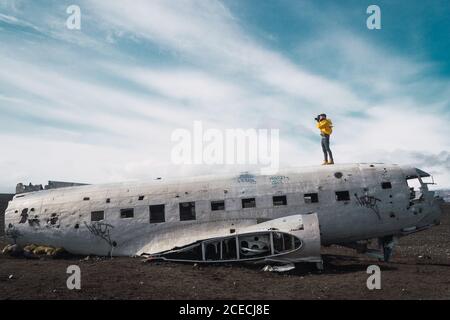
[315,114,326,122]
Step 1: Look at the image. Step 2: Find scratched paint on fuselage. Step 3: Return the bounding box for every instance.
[3,163,440,257]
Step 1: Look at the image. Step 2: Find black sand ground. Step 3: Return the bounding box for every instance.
[1,204,449,300]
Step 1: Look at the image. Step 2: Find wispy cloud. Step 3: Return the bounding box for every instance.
[0,12,36,27]
[88,0,362,110]
[0,0,449,192]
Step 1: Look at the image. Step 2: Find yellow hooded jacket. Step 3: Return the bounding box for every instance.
[317,119,333,136]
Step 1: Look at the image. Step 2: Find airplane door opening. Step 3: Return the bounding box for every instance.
[406,177,421,201]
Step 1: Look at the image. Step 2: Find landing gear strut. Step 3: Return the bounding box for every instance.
[349,236,398,262]
[378,235,398,262]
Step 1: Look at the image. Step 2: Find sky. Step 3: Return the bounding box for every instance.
[0,0,449,193]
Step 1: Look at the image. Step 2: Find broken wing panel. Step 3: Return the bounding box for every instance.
[144,214,322,264]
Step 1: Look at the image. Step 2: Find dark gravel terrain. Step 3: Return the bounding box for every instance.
[1,204,449,300]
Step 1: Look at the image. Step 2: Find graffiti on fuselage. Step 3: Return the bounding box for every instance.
[270,175,290,186]
[84,222,117,255]
[354,193,382,219]
[19,209,28,224]
[238,173,257,184]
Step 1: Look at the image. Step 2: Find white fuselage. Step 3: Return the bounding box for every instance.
[3,163,442,257]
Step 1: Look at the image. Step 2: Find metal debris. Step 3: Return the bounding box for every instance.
[262,263,296,272]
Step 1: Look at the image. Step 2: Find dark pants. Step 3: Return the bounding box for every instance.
[321,134,333,162]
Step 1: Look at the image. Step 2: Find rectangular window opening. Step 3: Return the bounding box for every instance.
[304,193,319,203]
[335,191,350,201]
[120,208,134,219]
[242,198,256,209]
[91,211,104,222]
[381,182,392,189]
[179,202,196,221]
[211,200,225,211]
[273,195,287,206]
[138,196,145,201]
[150,204,165,224]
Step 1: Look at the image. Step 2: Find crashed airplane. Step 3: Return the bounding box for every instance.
[3,163,444,269]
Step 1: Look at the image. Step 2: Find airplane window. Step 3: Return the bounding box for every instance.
[211,200,225,211]
[150,204,165,223]
[120,208,134,219]
[304,193,319,203]
[273,195,287,206]
[242,198,256,209]
[179,202,196,221]
[335,191,350,201]
[138,196,145,201]
[382,182,392,189]
[83,197,90,201]
[91,211,105,222]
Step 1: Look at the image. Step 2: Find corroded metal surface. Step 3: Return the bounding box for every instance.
[3,163,442,264]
